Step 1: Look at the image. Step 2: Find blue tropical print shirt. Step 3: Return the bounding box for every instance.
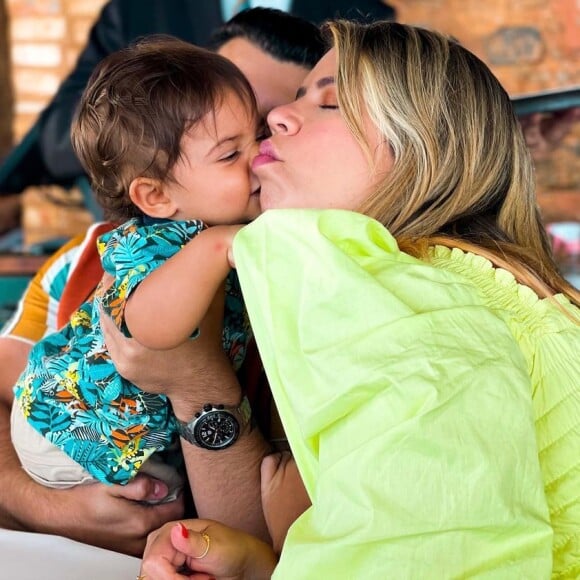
[14,217,251,485]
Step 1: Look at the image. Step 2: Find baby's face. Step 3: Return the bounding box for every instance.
[164,90,262,226]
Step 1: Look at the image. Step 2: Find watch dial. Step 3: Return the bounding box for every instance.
[194,410,240,450]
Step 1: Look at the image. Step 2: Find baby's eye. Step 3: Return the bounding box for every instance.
[320,104,339,110]
[219,150,240,162]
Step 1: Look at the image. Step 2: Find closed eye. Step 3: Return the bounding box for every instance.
[219,150,240,162]
[320,104,339,110]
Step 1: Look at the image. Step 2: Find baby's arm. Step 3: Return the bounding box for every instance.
[124,224,241,350]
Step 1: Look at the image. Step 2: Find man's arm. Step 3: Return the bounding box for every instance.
[0,336,184,556]
[0,228,186,555]
[172,358,271,543]
[102,295,272,543]
[0,337,34,530]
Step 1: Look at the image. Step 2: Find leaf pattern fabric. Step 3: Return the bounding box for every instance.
[14,217,251,485]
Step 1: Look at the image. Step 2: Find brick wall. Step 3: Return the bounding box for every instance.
[5,0,107,142]
[0,0,13,158]
[1,0,579,220]
[391,0,580,221]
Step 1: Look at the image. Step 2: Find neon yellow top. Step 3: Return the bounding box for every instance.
[234,209,580,579]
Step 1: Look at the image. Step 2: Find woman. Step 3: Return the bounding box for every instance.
[136,20,580,579]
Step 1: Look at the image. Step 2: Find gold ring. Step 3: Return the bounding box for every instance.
[136,575,146,580]
[192,531,211,559]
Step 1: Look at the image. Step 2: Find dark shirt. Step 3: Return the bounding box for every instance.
[0,0,395,195]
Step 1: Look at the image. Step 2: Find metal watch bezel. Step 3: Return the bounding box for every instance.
[177,397,251,450]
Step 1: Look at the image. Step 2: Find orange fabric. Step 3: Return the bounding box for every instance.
[4,261,51,342]
[1,233,92,342]
[56,222,113,327]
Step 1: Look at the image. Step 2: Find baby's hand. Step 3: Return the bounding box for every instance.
[261,451,311,554]
[227,245,236,268]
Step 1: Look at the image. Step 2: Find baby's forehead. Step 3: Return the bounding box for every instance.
[186,93,259,139]
[212,89,258,120]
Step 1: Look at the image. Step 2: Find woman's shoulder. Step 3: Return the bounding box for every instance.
[429,244,579,334]
[428,249,580,578]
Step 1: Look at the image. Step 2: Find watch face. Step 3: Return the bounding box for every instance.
[194,410,240,450]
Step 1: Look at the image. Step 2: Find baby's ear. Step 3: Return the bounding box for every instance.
[129,177,177,219]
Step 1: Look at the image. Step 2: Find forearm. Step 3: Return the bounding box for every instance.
[185,428,271,542]
[126,226,237,350]
[0,402,37,530]
[0,391,60,533]
[101,291,271,540]
[169,354,271,543]
[0,337,50,530]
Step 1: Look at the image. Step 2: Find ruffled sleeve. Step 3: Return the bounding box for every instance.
[533,324,580,578]
[430,245,580,579]
[234,209,553,579]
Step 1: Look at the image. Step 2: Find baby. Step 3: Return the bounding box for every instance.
[11,36,262,499]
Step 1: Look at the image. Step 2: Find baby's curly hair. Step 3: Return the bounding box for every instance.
[71,35,257,222]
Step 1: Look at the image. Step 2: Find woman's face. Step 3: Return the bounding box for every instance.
[253,49,393,211]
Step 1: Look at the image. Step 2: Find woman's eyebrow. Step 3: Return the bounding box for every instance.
[295,76,336,100]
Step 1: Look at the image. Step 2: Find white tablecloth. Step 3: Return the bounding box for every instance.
[0,529,140,579]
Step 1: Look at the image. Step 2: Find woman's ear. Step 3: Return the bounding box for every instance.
[129,177,177,219]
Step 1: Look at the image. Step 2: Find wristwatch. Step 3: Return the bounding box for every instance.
[176,397,252,450]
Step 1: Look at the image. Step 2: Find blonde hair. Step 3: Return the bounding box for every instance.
[326,20,579,311]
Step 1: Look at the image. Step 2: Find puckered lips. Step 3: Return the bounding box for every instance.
[252,140,280,170]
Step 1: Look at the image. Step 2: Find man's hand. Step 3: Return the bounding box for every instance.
[3,473,184,557]
[101,309,204,396]
[58,475,185,556]
[100,287,228,402]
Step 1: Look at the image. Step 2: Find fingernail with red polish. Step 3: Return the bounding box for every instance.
[177,522,189,538]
